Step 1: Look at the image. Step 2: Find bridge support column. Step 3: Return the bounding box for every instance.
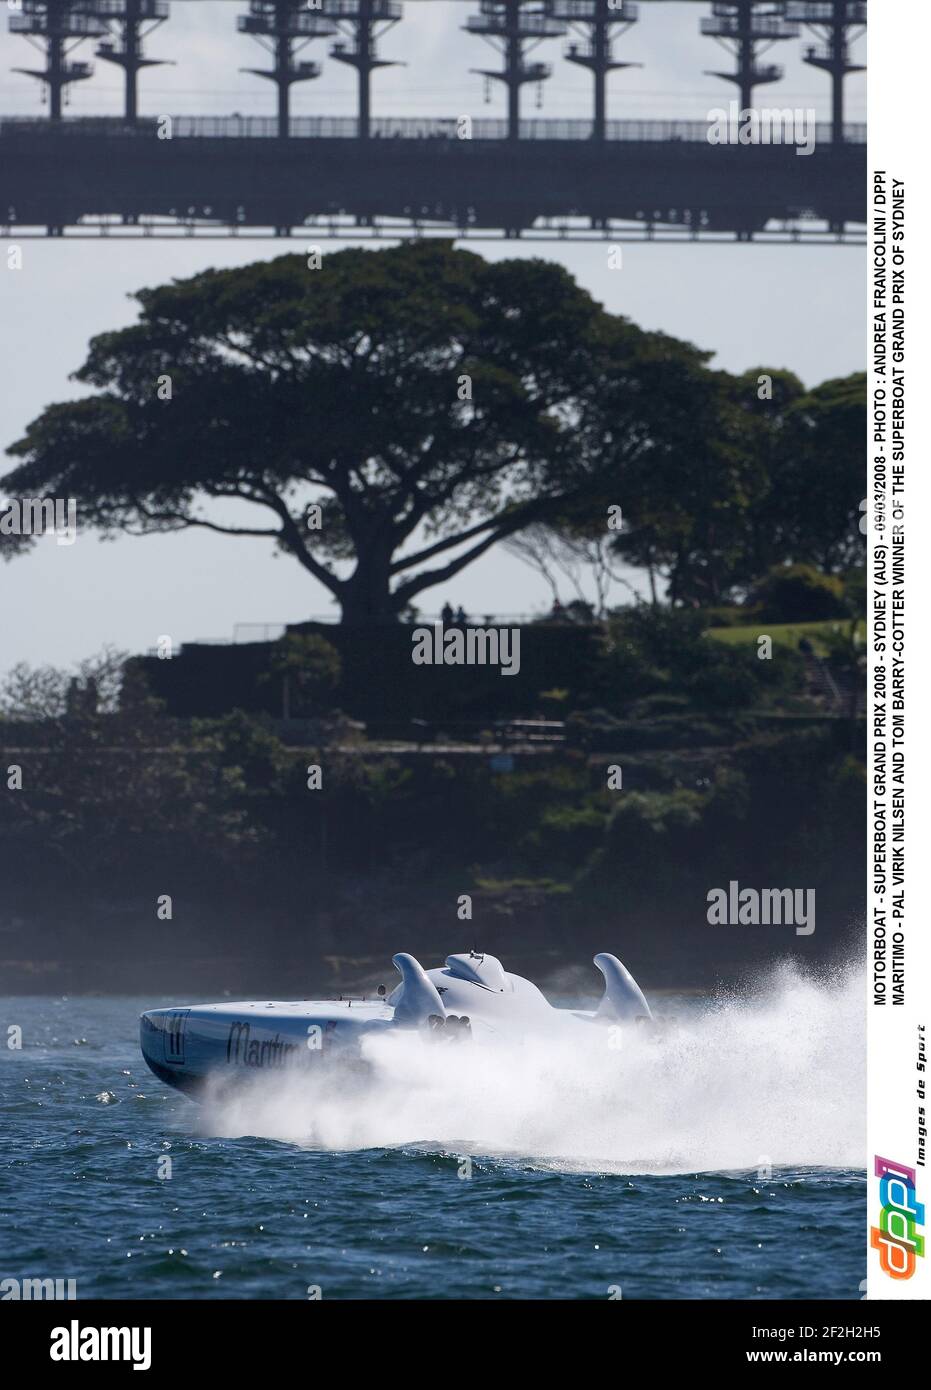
[328,0,402,141]
[785,0,867,146]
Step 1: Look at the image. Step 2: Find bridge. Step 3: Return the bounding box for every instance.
[0,2,868,241]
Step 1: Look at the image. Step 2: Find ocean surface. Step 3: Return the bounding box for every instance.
[0,968,866,1300]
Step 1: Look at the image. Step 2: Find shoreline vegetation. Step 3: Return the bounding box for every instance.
[0,606,864,996]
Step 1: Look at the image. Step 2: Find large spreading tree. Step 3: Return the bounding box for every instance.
[1,241,714,622]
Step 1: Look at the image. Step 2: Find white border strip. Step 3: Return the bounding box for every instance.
[867,0,930,1300]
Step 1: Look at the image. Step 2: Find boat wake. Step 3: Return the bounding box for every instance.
[194,961,865,1175]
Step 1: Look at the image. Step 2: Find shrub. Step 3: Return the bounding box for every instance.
[265,633,342,716]
[749,565,846,623]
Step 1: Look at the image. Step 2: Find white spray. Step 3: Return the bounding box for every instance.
[195,962,864,1175]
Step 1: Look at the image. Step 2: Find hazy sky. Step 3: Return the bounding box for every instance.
[0,2,867,676]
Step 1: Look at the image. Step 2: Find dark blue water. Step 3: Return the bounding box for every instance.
[0,991,866,1299]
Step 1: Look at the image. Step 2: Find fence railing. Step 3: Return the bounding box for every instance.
[0,114,868,144]
[168,611,585,651]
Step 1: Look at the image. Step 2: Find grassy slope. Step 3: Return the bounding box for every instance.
[707,618,864,656]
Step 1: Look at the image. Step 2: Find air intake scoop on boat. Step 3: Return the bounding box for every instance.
[391,952,448,1025]
[445,952,507,992]
[593,952,653,1022]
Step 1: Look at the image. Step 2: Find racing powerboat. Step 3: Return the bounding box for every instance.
[140,949,652,1097]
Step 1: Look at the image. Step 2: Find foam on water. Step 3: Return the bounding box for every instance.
[196,961,865,1175]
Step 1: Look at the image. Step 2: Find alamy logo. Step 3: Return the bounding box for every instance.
[706,880,815,936]
[706,101,817,157]
[49,1320,152,1371]
[871,1155,926,1280]
[412,624,521,677]
[0,496,77,546]
[1,1276,76,1300]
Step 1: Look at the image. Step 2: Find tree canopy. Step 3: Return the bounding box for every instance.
[605,366,865,606]
[3,240,714,620]
[2,242,865,618]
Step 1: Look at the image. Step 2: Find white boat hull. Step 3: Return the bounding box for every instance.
[140,949,652,1097]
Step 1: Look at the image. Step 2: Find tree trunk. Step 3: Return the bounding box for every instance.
[337,549,399,624]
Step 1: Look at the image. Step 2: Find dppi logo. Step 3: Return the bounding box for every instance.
[870,1155,926,1279]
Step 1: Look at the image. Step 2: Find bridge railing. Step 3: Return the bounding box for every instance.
[0,114,867,144]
